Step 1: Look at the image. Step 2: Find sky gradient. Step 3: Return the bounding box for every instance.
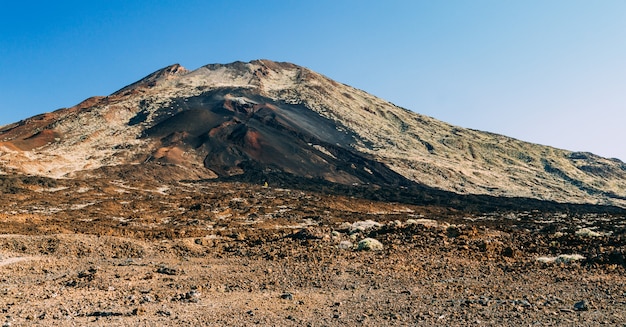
[1,1,625,160]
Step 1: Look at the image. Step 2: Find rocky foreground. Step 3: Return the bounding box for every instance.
[0,175,624,326]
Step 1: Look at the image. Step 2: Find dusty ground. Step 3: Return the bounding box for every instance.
[0,176,625,326]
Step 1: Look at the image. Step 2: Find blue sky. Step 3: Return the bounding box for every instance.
[1,1,625,160]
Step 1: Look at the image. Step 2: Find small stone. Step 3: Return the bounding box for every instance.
[156,310,171,317]
[281,293,293,300]
[185,290,201,303]
[157,266,178,276]
[574,300,589,311]
[140,295,154,304]
[132,307,146,316]
[195,238,213,246]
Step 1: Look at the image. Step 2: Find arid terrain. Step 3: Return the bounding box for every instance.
[1,60,625,326]
[0,173,624,326]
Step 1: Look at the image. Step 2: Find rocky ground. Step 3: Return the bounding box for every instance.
[0,174,625,326]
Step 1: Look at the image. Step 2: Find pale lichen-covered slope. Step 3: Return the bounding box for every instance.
[0,97,148,177]
[0,65,203,178]
[1,59,625,207]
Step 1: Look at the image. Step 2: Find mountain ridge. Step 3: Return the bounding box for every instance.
[1,59,625,208]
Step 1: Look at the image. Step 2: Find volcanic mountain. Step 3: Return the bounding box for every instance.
[1,60,625,208]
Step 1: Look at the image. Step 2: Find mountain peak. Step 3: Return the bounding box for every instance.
[113,63,189,96]
[202,59,300,71]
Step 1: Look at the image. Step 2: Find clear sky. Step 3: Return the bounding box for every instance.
[1,1,625,160]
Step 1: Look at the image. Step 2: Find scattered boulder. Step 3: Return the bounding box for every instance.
[575,228,603,238]
[357,238,384,251]
[156,266,179,275]
[173,290,201,303]
[349,220,383,234]
[290,228,324,240]
[536,254,585,264]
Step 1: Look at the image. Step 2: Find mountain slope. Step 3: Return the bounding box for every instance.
[1,59,625,207]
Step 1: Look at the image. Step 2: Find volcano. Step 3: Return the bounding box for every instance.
[1,60,625,208]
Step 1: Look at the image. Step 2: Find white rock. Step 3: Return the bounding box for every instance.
[575,228,603,238]
[536,254,585,264]
[350,220,382,234]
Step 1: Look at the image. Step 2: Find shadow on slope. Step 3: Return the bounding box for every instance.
[200,169,626,215]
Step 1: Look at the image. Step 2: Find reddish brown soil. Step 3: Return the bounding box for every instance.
[0,176,624,326]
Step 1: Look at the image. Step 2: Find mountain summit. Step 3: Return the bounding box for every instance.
[1,60,625,207]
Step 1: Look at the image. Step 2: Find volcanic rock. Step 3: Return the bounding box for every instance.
[1,59,625,208]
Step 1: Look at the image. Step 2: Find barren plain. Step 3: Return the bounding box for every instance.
[0,174,624,326]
